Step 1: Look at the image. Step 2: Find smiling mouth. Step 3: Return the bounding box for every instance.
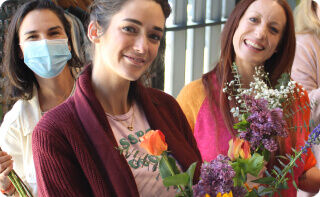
[244,39,264,51]
[124,55,146,65]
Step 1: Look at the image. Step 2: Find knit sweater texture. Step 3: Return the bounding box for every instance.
[32,65,202,197]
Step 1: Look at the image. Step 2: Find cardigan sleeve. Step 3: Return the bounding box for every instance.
[32,124,90,197]
[176,79,206,133]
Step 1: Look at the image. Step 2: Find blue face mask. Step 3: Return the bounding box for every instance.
[22,39,72,78]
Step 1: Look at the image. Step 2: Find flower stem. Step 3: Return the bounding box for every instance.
[162,154,188,196]
[275,149,303,189]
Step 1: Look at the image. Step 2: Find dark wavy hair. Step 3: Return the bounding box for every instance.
[2,0,82,100]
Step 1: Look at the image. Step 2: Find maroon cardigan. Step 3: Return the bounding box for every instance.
[32,65,202,197]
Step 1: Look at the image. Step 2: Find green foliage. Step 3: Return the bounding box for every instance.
[275,73,290,90]
[231,153,264,187]
[163,173,189,187]
[234,114,250,131]
[159,153,181,179]
[159,153,197,197]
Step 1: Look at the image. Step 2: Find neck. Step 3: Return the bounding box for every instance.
[91,58,131,115]
[36,65,74,112]
[235,59,257,88]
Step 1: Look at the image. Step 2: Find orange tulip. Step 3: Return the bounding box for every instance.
[228,138,251,161]
[140,130,168,156]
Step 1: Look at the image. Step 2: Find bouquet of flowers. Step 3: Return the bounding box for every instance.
[135,63,320,197]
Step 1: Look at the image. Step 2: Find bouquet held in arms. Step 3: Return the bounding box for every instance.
[136,64,320,196]
[0,147,33,197]
[193,63,320,197]
[139,130,197,197]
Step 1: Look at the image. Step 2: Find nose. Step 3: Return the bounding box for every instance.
[133,35,148,54]
[254,24,267,40]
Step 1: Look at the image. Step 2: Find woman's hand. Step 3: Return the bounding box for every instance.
[0,151,13,191]
[298,166,320,193]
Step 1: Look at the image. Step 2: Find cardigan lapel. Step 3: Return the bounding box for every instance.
[73,66,139,196]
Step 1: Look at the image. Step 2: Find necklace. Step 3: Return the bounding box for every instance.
[107,104,135,131]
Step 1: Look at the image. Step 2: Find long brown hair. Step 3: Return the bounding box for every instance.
[202,0,296,157]
[2,0,82,100]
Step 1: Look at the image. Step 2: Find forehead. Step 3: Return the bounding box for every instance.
[245,0,286,26]
[19,9,65,34]
[110,0,165,28]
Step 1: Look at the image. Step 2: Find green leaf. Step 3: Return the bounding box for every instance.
[251,176,275,185]
[292,180,298,190]
[262,149,271,161]
[274,165,282,175]
[246,190,259,197]
[159,154,180,179]
[257,186,274,196]
[234,116,250,131]
[163,173,189,187]
[186,162,197,188]
[231,153,264,187]
[275,73,290,90]
[246,153,265,177]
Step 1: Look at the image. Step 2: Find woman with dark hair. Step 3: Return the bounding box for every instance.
[177,0,320,195]
[32,0,202,196]
[0,0,82,196]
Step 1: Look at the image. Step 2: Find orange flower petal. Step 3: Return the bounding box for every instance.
[140,130,167,156]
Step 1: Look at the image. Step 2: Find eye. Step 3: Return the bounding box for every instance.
[249,17,258,23]
[149,34,161,41]
[270,26,279,34]
[49,31,61,36]
[26,35,37,40]
[122,26,137,33]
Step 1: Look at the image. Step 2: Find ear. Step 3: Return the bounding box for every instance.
[88,21,101,43]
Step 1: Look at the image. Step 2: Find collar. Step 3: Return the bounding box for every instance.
[22,87,42,136]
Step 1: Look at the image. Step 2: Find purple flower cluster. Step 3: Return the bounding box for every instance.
[193,155,246,197]
[239,96,287,152]
[302,124,320,153]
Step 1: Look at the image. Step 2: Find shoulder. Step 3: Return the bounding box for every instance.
[177,79,205,100]
[176,78,206,110]
[144,87,179,108]
[0,98,39,132]
[34,98,77,137]
[296,33,320,48]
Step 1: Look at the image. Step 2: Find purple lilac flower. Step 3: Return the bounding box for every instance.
[240,96,287,152]
[193,155,246,197]
[302,124,320,153]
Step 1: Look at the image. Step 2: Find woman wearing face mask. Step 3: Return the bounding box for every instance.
[32,0,202,196]
[0,0,82,196]
[177,0,320,195]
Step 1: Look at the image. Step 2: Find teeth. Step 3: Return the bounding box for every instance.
[245,40,263,50]
[127,56,144,63]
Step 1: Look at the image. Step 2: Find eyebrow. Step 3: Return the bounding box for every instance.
[250,11,282,27]
[123,18,163,32]
[23,26,63,35]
